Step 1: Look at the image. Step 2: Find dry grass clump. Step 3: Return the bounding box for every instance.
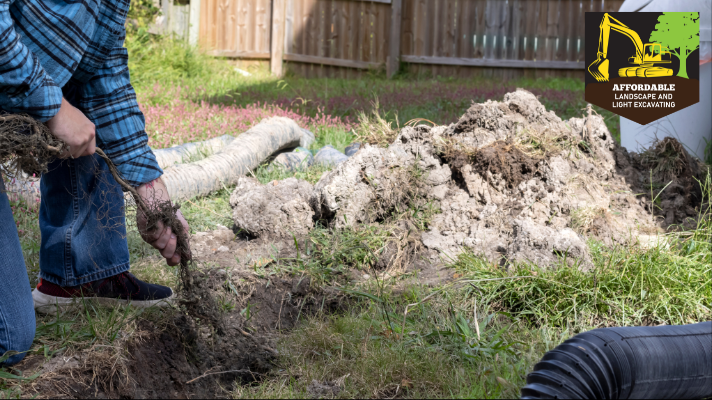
[352,99,399,147]
[641,137,690,182]
[570,206,608,235]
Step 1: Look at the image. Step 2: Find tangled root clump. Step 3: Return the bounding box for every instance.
[0,113,67,177]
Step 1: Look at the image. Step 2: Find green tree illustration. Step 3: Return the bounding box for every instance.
[649,12,700,79]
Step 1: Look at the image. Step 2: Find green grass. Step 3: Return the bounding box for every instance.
[233,300,540,399]
[453,241,711,328]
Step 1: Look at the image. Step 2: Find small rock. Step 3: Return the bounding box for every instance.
[270,149,314,172]
[314,145,349,167]
[217,245,229,252]
[362,274,370,280]
[301,129,316,148]
[344,142,362,156]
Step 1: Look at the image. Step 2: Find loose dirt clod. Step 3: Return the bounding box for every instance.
[230,176,314,238]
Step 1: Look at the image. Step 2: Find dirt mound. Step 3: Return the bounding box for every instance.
[233,89,706,270]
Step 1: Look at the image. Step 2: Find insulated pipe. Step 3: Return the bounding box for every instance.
[160,116,313,201]
[521,321,712,399]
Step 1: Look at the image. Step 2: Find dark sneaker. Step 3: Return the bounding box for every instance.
[32,272,174,315]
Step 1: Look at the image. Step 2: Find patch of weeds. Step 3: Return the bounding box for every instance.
[178,186,235,233]
[5,195,41,286]
[254,162,333,185]
[284,225,390,286]
[676,169,711,264]
[234,287,543,399]
[352,98,399,147]
[397,200,441,231]
[641,137,691,181]
[310,126,356,154]
[453,239,712,328]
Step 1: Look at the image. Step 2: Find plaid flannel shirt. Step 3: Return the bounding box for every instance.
[0,0,162,187]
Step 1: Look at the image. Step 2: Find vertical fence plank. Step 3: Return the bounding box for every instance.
[446,0,457,58]
[456,0,468,58]
[545,0,559,63]
[271,0,286,76]
[498,0,510,60]
[284,0,294,54]
[522,0,536,60]
[414,0,426,56]
[573,0,584,62]
[467,0,479,58]
[199,0,209,48]
[507,0,519,60]
[388,0,403,77]
[400,0,413,56]
[555,0,569,61]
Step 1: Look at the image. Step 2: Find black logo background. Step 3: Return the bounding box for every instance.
[585,12,700,86]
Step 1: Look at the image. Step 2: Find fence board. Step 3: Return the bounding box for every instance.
[198,0,622,79]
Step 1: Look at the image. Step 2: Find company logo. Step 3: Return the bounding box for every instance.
[585,12,700,125]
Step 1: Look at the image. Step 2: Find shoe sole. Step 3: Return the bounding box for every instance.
[32,288,175,316]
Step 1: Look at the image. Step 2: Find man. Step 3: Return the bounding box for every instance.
[0,0,189,366]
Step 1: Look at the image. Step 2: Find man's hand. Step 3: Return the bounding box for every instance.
[136,177,191,266]
[45,98,96,158]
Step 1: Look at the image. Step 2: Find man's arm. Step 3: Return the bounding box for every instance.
[75,39,162,188]
[76,29,189,265]
[1,2,95,158]
[0,0,62,121]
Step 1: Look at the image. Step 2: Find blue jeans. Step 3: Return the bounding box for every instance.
[0,179,36,366]
[39,154,131,286]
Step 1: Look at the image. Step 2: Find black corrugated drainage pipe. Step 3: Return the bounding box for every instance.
[520,321,711,399]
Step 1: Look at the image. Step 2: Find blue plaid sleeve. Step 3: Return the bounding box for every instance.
[77,33,163,188]
[0,0,62,121]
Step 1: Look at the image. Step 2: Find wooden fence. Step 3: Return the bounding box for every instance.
[180,0,625,78]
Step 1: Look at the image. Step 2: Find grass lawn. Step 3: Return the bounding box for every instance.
[2,15,709,398]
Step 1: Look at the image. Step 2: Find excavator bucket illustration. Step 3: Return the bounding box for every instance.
[589,56,610,82]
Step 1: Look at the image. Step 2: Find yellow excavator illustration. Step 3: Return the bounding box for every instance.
[588,13,673,82]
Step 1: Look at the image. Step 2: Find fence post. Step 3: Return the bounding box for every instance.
[387,0,403,78]
[188,0,201,46]
[271,0,287,77]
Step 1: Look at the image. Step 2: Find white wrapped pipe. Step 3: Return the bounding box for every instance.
[161,116,312,201]
[153,134,235,169]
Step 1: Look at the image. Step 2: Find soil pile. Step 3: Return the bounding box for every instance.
[232,89,707,270]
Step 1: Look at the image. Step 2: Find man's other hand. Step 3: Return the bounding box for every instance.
[136,178,191,266]
[45,98,96,158]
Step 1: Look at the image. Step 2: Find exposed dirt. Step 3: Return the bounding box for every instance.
[447,140,540,191]
[616,137,706,229]
[15,230,352,399]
